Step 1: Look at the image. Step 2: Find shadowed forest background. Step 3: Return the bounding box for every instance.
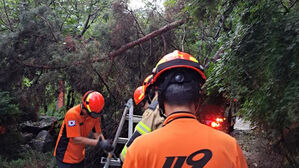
[0,0,298,167]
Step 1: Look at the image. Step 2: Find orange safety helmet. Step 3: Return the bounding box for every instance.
[152,50,206,118]
[143,74,153,93]
[133,74,154,105]
[152,50,206,84]
[82,91,105,117]
[133,86,144,105]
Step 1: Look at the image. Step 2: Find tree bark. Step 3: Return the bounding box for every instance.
[56,80,65,110]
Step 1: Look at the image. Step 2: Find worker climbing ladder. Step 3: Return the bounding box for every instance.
[101,98,142,167]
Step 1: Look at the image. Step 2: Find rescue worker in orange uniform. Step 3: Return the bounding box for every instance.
[120,75,164,162]
[123,50,248,168]
[54,90,113,168]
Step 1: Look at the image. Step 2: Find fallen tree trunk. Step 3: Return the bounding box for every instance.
[15,19,186,69]
[108,19,185,59]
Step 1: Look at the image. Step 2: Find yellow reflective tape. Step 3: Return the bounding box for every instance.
[139,122,151,132]
[144,75,153,83]
[138,92,144,100]
[121,145,127,158]
[190,56,199,63]
[136,125,147,135]
[86,94,92,112]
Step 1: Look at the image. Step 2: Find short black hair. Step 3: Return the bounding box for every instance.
[156,68,203,107]
[164,82,199,106]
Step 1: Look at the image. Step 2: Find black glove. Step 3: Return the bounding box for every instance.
[97,137,114,152]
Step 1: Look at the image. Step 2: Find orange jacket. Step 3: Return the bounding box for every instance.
[54,105,101,164]
[123,112,247,168]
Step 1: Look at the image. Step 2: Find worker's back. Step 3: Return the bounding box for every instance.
[123,112,247,168]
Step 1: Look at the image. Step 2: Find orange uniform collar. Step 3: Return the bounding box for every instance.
[163,111,197,126]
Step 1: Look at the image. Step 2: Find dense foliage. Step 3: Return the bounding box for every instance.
[185,0,298,166]
[0,0,298,167]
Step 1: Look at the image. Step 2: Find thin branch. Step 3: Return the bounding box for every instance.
[78,6,102,38]
[289,0,297,9]
[214,0,237,39]
[280,0,297,14]
[78,14,91,38]
[91,64,116,101]
[181,26,186,52]
[49,0,55,6]
[156,10,172,23]
[149,39,152,57]
[129,9,145,36]
[59,13,70,31]
[2,0,13,31]
[0,16,12,31]
[39,15,58,42]
[161,34,167,55]
[280,0,290,13]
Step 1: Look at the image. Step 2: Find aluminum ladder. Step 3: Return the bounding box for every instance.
[101,98,142,167]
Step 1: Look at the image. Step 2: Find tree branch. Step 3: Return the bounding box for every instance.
[181,26,186,51]
[161,34,167,55]
[129,9,145,36]
[214,0,237,39]
[39,15,58,42]
[91,64,116,101]
[149,39,152,57]
[280,0,290,13]
[78,6,102,38]
[280,0,297,14]
[2,0,13,31]
[78,14,91,38]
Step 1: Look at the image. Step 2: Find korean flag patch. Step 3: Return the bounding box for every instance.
[68,120,76,127]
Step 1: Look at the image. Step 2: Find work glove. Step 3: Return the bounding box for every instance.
[97,137,114,152]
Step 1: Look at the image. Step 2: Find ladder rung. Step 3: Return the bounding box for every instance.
[126,115,142,123]
[101,157,121,166]
[117,137,128,144]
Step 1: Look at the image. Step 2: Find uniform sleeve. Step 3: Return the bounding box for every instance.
[141,107,164,131]
[65,112,81,138]
[93,117,101,133]
[235,142,248,168]
[122,139,143,168]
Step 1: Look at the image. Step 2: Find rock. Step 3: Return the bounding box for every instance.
[21,132,34,143]
[20,115,57,134]
[31,130,54,152]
